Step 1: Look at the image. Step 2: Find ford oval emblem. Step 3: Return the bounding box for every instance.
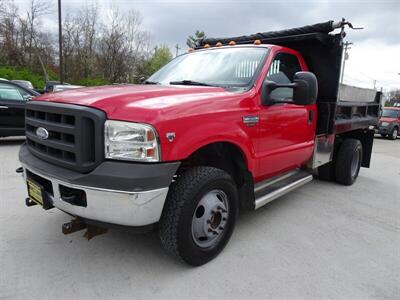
[36,127,49,140]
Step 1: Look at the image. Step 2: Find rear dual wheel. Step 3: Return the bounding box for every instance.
[159,166,238,266]
[318,138,362,186]
[335,139,363,185]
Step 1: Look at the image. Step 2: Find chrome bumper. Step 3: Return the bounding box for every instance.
[22,164,169,227]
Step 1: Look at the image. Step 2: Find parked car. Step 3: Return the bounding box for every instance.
[0,79,39,137]
[52,84,84,92]
[42,81,83,93]
[19,20,381,266]
[376,107,400,140]
[43,81,70,93]
[11,80,34,90]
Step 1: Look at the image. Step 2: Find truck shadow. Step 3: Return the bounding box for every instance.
[374,134,398,141]
[0,137,25,146]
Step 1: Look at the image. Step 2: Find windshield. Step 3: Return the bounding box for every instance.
[148,47,268,89]
[381,109,399,118]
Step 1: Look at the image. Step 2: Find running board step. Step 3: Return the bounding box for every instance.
[254,170,313,210]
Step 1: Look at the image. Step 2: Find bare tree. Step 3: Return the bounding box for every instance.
[0,0,54,78]
[97,7,150,83]
[0,0,153,85]
[26,0,52,66]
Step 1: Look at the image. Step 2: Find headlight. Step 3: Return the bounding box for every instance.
[380,122,389,126]
[105,120,160,162]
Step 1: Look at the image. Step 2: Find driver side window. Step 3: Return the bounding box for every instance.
[266,52,301,100]
[0,83,25,101]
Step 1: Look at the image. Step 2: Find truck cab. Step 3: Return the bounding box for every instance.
[19,20,381,266]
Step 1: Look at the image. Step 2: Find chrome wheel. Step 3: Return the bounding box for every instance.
[191,189,229,248]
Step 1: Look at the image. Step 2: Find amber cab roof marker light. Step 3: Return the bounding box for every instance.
[254,39,262,45]
[228,41,236,46]
[216,42,223,47]
[204,44,210,48]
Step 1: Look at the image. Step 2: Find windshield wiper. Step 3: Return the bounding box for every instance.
[169,80,214,87]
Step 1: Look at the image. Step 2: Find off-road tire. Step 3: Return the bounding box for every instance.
[335,139,363,185]
[159,166,238,266]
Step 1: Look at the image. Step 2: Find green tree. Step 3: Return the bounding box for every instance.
[186,30,205,48]
[146,45,173,76]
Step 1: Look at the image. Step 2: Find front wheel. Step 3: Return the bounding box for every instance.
[389,127,398,140]
[159,166,238,266]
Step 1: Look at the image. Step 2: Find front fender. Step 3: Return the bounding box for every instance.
[161,120,257,172]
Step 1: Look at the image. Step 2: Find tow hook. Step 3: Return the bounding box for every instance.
[62,218,87,235]
[83,225,108,240]
[25,197,37,207]
[62,218,108,240]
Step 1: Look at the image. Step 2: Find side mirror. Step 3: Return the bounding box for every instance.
[293,72,318,105]
[139,76,146,84]
[261,71,318,106]
[23,95,34,101]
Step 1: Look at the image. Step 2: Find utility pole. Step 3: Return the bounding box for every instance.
[340,41,352,84]
[175,44,181,57]
[58,0,64,84]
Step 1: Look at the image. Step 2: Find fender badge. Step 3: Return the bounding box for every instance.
[242,116,259,126]
[166,132,176,142]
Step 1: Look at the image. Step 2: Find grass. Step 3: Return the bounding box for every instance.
[0,66,109,88]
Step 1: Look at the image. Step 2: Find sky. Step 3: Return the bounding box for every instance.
[14,0,400,91]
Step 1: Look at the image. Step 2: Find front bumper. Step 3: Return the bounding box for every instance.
[375,123,394,135]
[375,126,389,135]
[19,144,180,227]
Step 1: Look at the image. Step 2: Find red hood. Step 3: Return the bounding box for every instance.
[379,117,397,123]
[34,84,236,123]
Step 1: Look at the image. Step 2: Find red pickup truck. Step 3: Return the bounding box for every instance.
[19,20,380,265]
[376,107,400,140]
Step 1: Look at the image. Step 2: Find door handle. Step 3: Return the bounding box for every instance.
[0,106,9,110]
[308,110,314,124]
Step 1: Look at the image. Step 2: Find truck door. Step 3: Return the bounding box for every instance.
[0,83,28,136]
[256,51,316,179]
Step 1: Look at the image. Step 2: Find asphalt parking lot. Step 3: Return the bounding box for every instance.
[0,136,399,299]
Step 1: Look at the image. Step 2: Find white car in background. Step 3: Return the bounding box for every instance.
[52,84,84,92]
[11,80,35,90]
